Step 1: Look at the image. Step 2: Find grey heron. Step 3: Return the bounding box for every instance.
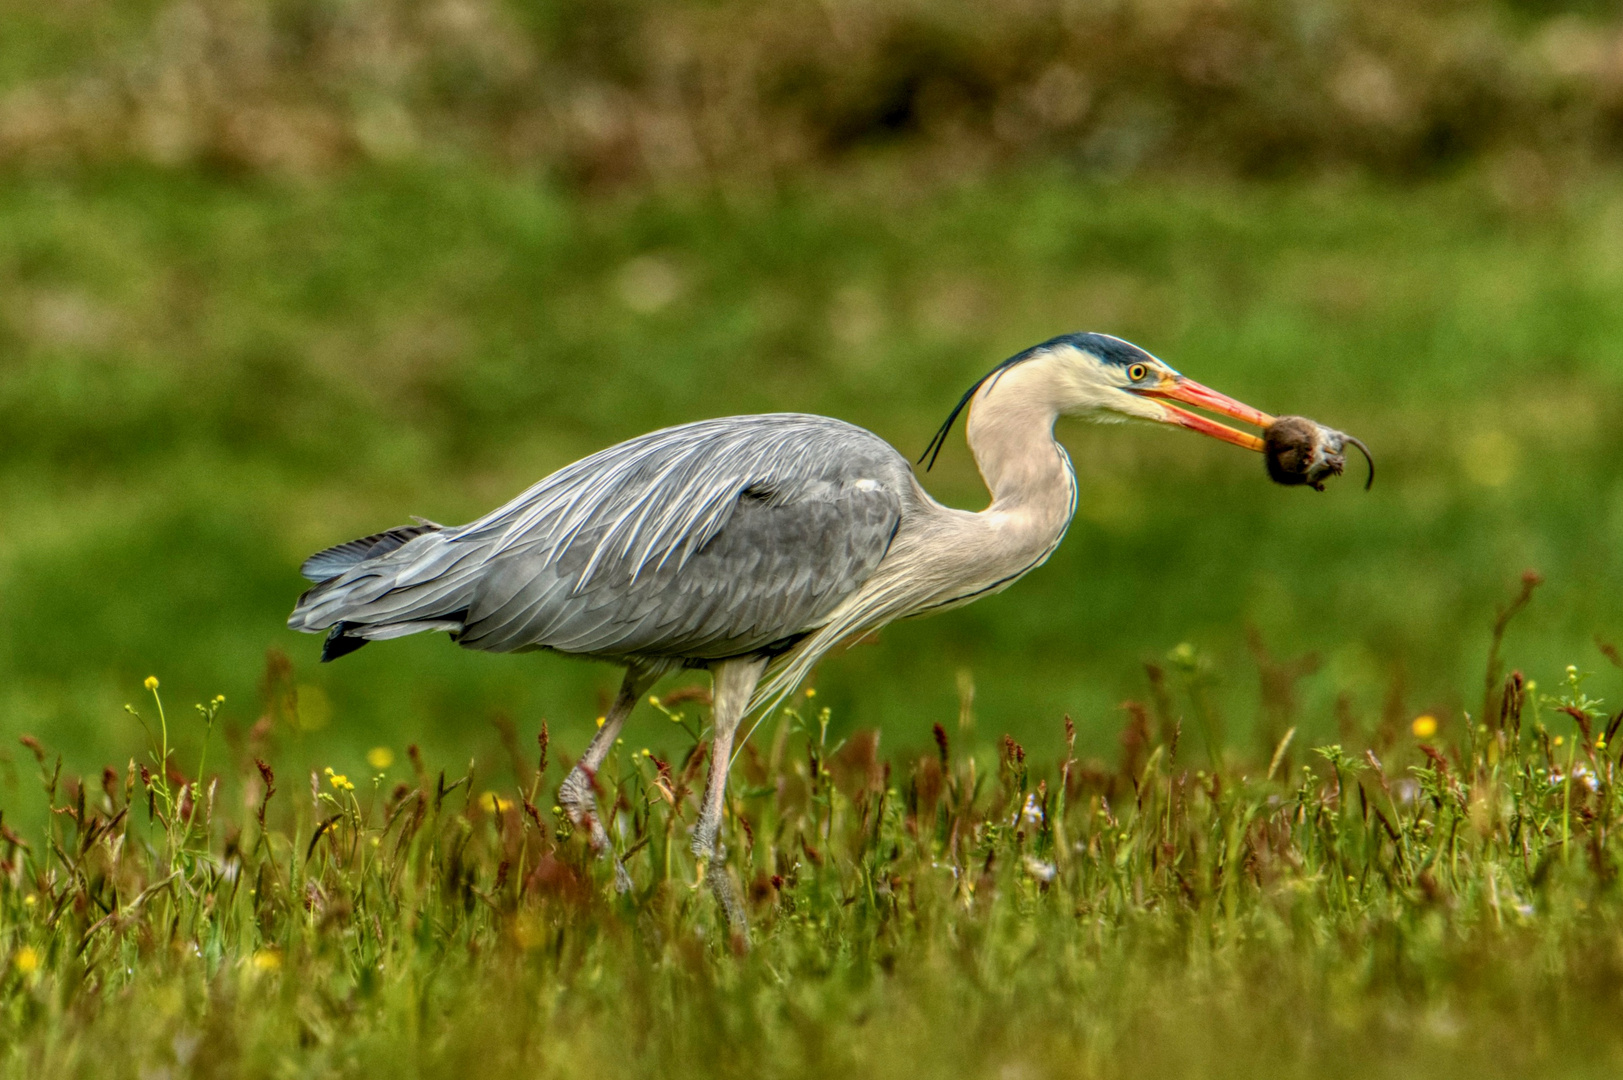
[289,332,1279,927]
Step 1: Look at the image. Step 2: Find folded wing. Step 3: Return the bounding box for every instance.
[288,414,911,662]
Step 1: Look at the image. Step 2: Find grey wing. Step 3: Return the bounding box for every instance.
[289,414,911,661]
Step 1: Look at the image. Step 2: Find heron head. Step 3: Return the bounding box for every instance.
[1049,333,1274,451]
[921,332,1277,469]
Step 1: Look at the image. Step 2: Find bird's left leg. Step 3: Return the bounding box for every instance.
[559,660,667,892]
[690,654,767,938]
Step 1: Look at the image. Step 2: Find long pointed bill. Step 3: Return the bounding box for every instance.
[1137,377,1275,452]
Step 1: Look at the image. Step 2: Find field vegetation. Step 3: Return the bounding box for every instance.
[9,602,1623,1078]
[9,1,1623,1076]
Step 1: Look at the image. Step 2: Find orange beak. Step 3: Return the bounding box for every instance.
[1134,376,1275,452]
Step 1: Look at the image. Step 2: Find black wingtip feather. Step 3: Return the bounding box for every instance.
[321,624,368,662]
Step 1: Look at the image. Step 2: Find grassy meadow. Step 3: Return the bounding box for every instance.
[6,166,1623,784]
[9,3,1623,1071]
[5,161,1623,1075]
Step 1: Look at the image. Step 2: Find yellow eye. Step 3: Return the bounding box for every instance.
[1127,363,1148,382]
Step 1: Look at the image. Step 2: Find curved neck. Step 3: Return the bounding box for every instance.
[964,358,1077,518]
[805,355,1083,635]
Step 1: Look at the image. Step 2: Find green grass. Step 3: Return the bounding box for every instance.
[11,161,1623,1074]
[6,634,1623,1078]
[6,165,1623,796]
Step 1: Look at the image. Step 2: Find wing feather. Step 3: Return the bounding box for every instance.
[289,414,913,661]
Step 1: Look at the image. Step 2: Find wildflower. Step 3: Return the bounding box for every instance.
[805,688,817,698]
[144,676,159,691]
[366,747,394,770]
[13,947,39,974]
[1411,715,1438,739]
[595,716,606,728]
[213,694,225,704]
[23,895,36,908]
[478,791,514,814]
[648,696,660,706]
[323,767,354,792]
[251,949,281,972]
[512,913,545,951]
[1554,736,1565,747]
[1023,856,1057,882]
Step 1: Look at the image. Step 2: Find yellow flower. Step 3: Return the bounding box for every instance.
[511,912,544,951]
[13,946,39,974]
[251,949,281,972]
[366,747,394,770]
[805,688,817,698]
[595,716,606,728]
[648,695,660,706]
[143,676,159,691]
[1554,735,1565,747]
[323,768,354,792]
[1411,715,1438,739]
[23,895,36,908]
[478,791,514,814]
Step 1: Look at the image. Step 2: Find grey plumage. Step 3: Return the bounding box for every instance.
[289,414,911,666]
[300,522,442,584]
[289,334,1286,932]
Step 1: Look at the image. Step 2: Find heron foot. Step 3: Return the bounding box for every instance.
[706,859,749,943]
[560,765,633,892]
[690,832,747,939]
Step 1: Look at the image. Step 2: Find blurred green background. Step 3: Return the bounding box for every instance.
[4,0,1623,793]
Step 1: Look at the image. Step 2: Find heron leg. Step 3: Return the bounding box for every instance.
[690,655,767,937]
[559,661,666,892]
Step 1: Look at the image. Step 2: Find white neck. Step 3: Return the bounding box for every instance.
[748,352,1090,709]
[964,356,1078,518]
[887,353,1081,616]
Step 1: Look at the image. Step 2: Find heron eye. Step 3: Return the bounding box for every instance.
[1127,363,1148,382]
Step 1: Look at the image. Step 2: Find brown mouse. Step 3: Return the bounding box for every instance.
[1264,416,1373,492]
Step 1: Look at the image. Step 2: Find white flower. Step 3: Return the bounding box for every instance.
[1023,857,1057,883]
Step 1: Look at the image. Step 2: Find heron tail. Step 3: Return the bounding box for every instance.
[300,521,444,583]
[289,522,478,661]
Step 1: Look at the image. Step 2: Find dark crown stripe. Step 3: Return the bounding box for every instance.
[918,333,1149,471]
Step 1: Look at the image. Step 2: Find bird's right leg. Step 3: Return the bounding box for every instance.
[559,661,665,892]
[690,655,767,938]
